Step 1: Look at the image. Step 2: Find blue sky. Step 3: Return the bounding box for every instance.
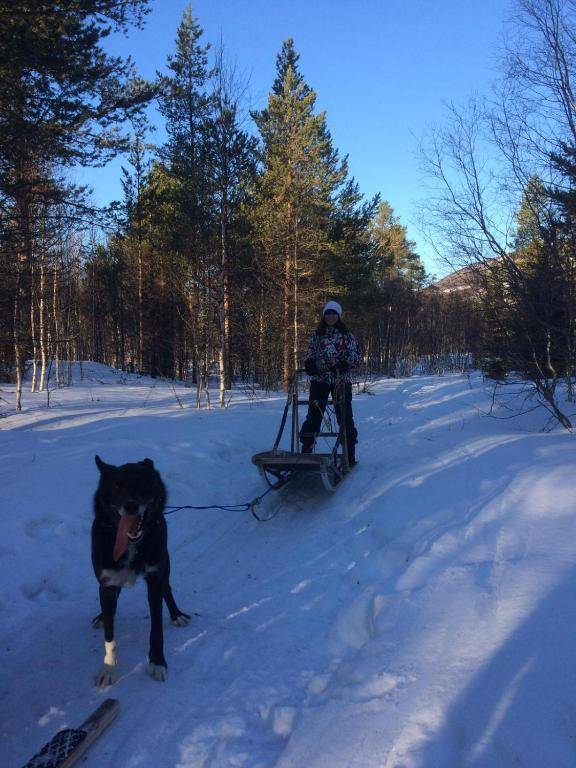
[80,0,510,276]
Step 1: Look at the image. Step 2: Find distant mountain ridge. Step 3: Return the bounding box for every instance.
[431,261,494,294]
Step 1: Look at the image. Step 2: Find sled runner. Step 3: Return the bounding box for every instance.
[252,370,351,492]
[22,698,120,768]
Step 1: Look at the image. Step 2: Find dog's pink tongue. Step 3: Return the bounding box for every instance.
[113,514,139,562]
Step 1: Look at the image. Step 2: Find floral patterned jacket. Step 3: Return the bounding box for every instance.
[303,326,362,384]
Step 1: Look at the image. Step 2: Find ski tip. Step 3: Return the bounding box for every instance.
[21,699,121,768]
[81,698,120,730]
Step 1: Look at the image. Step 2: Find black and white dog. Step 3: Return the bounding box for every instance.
[92,455,189,686]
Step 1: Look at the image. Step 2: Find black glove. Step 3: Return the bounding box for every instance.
[332,360,350,375]
[305,359,319,376]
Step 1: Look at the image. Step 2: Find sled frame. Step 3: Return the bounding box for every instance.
[252,370,350,492]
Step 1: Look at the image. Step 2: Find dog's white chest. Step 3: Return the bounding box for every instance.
[100,566,137,588]
[100,541,143,588]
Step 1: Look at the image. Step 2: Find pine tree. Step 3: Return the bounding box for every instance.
[477,174,574,423]
[120,120,151,373]
[362,201,426,373]
[209,44,258,403]
[371,201,425,287]
[0,0,154,408]
[157,4,215,391]
[252,39,347,387]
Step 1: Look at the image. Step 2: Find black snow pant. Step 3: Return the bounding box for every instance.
[300,380,358,463]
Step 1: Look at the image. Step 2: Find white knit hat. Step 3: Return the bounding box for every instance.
[323,300,342,318]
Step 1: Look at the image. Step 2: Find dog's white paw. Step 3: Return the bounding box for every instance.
[148,662,168,682]
[170,614,190,627]
[94,663,116,688]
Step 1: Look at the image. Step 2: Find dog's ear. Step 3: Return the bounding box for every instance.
[95,455,112,473]
[142,458,155,469]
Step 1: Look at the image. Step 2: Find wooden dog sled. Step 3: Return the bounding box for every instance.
[251,370,351,493]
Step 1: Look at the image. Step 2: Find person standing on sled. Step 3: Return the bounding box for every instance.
[300,300,361,466]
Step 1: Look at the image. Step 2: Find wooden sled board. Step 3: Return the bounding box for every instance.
[22,698,120,768]
[252,450,335,471]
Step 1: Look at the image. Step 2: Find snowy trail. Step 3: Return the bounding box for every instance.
[2,367,576,767]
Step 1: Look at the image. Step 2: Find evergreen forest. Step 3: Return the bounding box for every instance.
[1,0,575,427]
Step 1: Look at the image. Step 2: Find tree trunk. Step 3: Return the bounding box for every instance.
[137,237,144,374]
[283,245,291,390]
[30,257,38,392]
[53,262,62,385]
[13,186,33,410]
[384,305,392,375]
[219,191,230,406]
[258,284,266,387]
[205,266,212,409]
[13,261,26,411]
[292,219,299,375]
[38,248,47,390]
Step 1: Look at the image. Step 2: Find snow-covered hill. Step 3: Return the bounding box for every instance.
[2,365,576,768]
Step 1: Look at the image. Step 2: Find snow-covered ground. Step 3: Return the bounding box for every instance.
[2,364,576,768]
